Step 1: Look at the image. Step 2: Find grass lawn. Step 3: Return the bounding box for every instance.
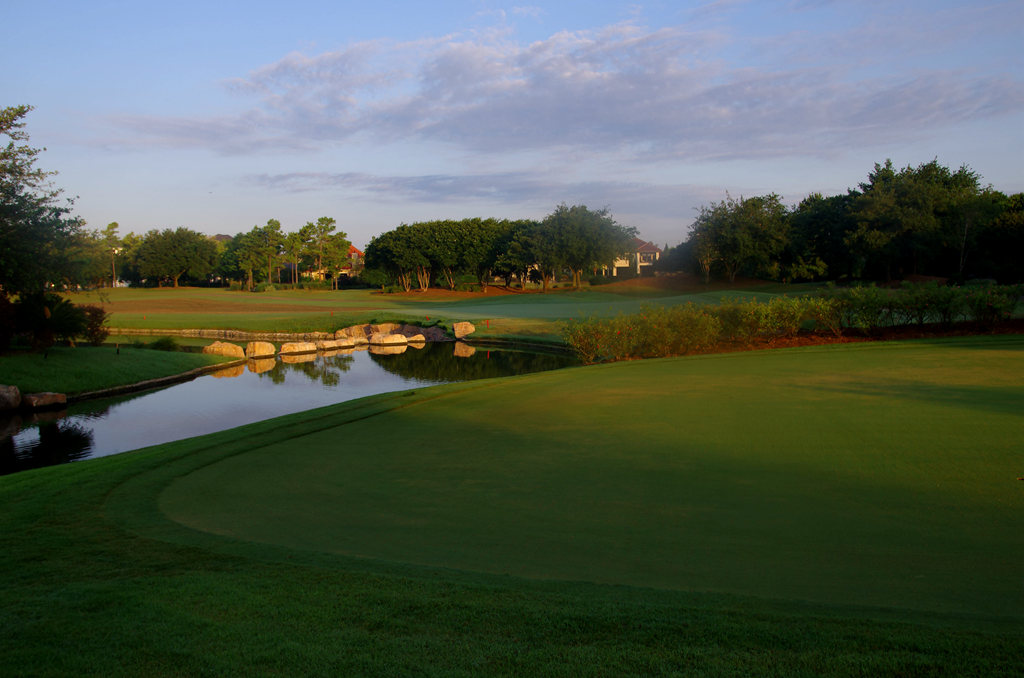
[66,284,803,343]
[2,336,1021,676]
[0,345,231,395]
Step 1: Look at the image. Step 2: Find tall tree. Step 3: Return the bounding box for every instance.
[248,219,284,284]
[101,222,122,286]
[543,204,637,288]
[689,193,788,283]
[0,105,84,295]
[308,216,337,274]
[135,227,217,287]
[283,224,313,284]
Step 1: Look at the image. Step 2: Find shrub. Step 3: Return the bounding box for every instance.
[831,285,892,334]
[762,296,808,340]
[713,299,763,345]
[804,296,844,337]
[147,337,180,352]
[254,283,276,293]
[962,284,1021,325]
[667,304,722,355]
[79,305,110,346]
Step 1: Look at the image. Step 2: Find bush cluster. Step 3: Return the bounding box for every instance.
[564,283,1022,363]
[0,293,111,352]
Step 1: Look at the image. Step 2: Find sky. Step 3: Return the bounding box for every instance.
[5,0,1023,249]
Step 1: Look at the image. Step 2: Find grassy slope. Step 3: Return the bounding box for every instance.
[0,346,230,395]
[2,338,1021,676]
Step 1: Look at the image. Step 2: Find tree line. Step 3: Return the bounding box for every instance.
[363,205,638,293]
[90,217,353,291]
[663,160,1023,284]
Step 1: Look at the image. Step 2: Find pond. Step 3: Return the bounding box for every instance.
[1,343,575,476]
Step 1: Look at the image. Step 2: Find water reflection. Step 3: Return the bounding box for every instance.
[1,418,93,475]
[1,344,574,475]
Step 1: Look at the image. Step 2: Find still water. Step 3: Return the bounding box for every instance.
[1,343,574,475]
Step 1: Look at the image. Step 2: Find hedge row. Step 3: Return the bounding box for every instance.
[564,283,1022,364]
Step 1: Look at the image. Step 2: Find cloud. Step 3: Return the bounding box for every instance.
[247,169,716,229]
[109,9,1024,164]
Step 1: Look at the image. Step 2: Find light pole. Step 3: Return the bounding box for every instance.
[111,247,122,287]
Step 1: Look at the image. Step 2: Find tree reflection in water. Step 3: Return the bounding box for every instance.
[0,417,94,475]
[256,352,355,387]
[369,343,576,382]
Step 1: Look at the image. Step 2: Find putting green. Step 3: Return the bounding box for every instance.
[160,336,1024,617]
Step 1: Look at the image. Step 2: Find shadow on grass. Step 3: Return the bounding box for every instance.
[811,380,1024,417]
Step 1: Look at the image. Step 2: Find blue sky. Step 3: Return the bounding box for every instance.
[6,0,1022,248]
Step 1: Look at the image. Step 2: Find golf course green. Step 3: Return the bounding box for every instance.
[3,333,1022,675]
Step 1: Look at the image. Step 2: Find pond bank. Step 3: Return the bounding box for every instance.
[69,359,246,404]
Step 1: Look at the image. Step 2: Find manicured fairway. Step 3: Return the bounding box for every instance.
[66,285,797,341]
[2,337,1022,676]
[159,336,1024,618]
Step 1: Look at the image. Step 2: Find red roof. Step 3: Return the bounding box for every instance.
[348,245,364,257]
[632,237,661,254]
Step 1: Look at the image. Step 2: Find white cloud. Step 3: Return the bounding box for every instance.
[107,10,1024,169]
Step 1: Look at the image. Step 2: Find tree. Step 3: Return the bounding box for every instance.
[493,220,537,289]
[461,218,512,290]
[283,224,313,284]
[135,227,217,287]
[365,227,420,292]
[247,219,284,284]
[689,193,788,283]
[321,233,352,289]
[847,159,989,280]
[101,222,122,286]
[308,216,337,274]
[0,105,84,296]
[543,204,637,288]
[423,220,462,290]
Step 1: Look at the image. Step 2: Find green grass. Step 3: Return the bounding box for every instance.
[66,285,807,342]
[0,345,230,395]
[2,337,1021,676]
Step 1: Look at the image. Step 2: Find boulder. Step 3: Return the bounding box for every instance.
[279,341,318,355]
[421,326,449,342]
[247,358,276,374]
[372,322,401,335]
[453,321,476,339]
[336,325,369,340]
[407,334,426,345]
[335,336,356,349]
[0,385,21,411]
[453,341,476,358]
[369,344,408,356]
[211,365,245,378]
[245,341,276,358]
[21,392,67,410]
[281,352,317,364]
[369,332,408,346]
[316,339,340,351]
[203,341,245,359]
[350,334,369,346]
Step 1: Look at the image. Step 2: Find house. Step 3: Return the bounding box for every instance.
[609,238,662,277]
[304,244,365,281]
[337,244,364,278]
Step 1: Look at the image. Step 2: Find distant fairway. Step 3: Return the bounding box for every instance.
[159,336,1024,618]
[67,284,800,341]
